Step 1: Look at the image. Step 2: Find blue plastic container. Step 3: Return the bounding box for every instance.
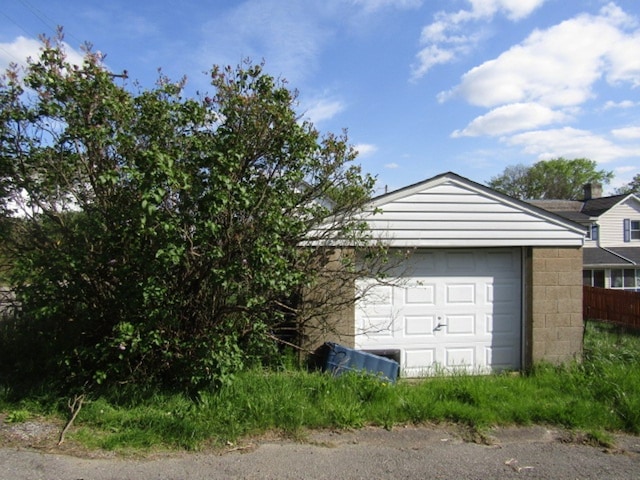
[323,342,399,382]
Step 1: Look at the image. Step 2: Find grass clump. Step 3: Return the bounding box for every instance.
[1,320,639,453]
[5,409,31,423]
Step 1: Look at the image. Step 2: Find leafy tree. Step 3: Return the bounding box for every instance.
[484,164,531,200]
[0,33,382,392]
[614,173,640,195]
[488,158,614,200]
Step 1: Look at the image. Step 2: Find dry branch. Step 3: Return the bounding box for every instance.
[58,394,85,446]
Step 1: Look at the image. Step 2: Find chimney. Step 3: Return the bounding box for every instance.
[583,183,602,200]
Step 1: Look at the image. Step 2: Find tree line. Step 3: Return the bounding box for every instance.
[487,158,638,200]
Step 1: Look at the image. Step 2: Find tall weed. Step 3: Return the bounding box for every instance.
[2,320,639,452]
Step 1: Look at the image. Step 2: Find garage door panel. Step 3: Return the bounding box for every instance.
[445,251,476,271]
[445,347,475,369]
[404,315,436,336]
[364,284,394,306]
[406,252,437,275]
[357,315,396,336]
[486,250,519,272]
[445,314,476,335]
[405,284,436,304]
[485,346,518,369]
[405,348,435,369]
[487,281,520,305]
[487,313,518,334]
[446,283,476,304]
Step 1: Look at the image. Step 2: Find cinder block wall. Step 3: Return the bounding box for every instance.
[302,289,355,353]
[301,249,356,354]
[529,247,583,364]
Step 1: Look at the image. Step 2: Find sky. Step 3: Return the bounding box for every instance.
[1,0,640,196]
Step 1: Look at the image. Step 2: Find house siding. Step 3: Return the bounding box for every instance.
[363,181,584,248]
[529,247,583,365]
[597,198,640,247]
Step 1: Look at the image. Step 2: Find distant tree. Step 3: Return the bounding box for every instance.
[488,158,614,200]
[614,173,640,195]
[484,164,532,199]
[0,33,384,392]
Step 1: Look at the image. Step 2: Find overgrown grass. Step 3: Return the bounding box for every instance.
[2,320,639,452]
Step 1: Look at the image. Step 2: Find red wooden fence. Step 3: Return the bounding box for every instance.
[583,286,640,330]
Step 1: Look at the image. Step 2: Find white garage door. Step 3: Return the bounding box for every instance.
[355,248,522,376]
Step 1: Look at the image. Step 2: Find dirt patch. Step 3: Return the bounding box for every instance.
[0,414,118,458]
[0,415,61,448]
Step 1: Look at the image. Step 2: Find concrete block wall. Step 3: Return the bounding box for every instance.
[302,290,355,353]
[302,249,356,354]
[530,247,584,364]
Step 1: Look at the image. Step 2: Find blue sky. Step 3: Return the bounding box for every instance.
[1,0,639,195]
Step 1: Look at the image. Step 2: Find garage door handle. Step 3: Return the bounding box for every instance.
[434,322,447,332]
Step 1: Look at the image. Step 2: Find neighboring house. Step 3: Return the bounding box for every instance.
[528,184,640,292]
[307,172,585,377]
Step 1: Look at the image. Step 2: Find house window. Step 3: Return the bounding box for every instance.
[610,268,640,290]
[585,224,598,241]
[611,269,623,288]
[625,219,640,242]
[583,269,605,288]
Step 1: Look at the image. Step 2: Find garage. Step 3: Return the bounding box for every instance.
[306,172,586,375]
[355,248,522,375]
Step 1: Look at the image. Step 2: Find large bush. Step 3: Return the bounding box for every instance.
[0,34,378,392]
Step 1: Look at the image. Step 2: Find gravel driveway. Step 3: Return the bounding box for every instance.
[1,421,639,479]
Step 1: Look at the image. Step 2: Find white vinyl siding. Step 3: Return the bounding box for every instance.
[597,198,640,247]
[362,180,584,248]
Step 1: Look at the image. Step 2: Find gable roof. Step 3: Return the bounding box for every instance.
[360,172,585,248]
[528,192,640,222]
[582,194,632,216]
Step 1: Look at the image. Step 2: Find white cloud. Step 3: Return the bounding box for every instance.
[197,0,329,85]
[505,127,640,163]
[611,164,640,191]
[354,143,378,157]
[412,46,457,78]
[0,36,85,72]
[384,162,399,169]
[606,32,640,86]
[469,0,546,21]
[350,0,422,13]
[411,0,547,78]
[615,165,639,173]
[440,4,640,166]
[612,126,640,140]
[452,103,570,137]
[303,98,345,124]
[603,100,638,110]
[442,5,640,108]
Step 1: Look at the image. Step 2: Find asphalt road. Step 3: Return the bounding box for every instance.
[1,425,639,479]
